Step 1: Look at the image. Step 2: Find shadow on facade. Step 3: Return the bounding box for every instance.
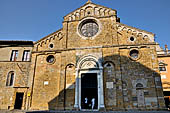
[29,54,166,112]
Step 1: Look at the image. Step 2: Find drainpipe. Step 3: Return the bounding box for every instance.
[66,21,69,49]
[30,54,38,108]
[63,20,69,110]
[117,28,125,110]
[63,65,67,110]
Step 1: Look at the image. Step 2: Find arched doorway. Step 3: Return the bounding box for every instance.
[74,55,105,111]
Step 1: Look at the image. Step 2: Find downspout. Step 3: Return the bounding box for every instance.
[63,65,67,110]
[64,21,69,110]
[66,21,69,49]
[117,28,125,110]
[30,53,38,108]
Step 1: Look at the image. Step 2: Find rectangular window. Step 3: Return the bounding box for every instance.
[161,75,167,79]
[10,50,18,61]
[159,66,166,71]
[22,50,30,61]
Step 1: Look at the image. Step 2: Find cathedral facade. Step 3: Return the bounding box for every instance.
[0,1,165,111]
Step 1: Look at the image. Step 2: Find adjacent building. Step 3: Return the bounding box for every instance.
[157,45,170,108]
[0,1,165,111]
[0,41,33,110]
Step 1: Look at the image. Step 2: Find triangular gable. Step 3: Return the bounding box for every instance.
[34,28,63,47]
[63,1,117,22]
[117,23,155,42]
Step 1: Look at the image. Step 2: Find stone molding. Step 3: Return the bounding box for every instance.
[64,2,116,22]
[35,29,63,47]
[117,23,155,42]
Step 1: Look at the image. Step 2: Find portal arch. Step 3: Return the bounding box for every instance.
[74,55,104,110]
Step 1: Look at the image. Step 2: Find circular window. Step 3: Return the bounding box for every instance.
[46,55,55,63]
[129,36,136,42]
[130,36,135,41]
[79,19,99,37]
[129,50,139,60]
[49,44,54,49]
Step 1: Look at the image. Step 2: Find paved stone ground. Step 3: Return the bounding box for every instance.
[26,111,170,113]
[0,110,170,113]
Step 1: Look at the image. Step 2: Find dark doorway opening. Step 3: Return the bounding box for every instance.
[164,97,170,108]
[14,93,24,109]
[164,91,170,109]
[81,73,98,110]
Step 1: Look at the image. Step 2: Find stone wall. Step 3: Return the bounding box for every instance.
[29,46,165,110]
[0,46,32,110]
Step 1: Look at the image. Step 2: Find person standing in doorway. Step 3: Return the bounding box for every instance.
[85,97,88,109]
[91,98,95,109]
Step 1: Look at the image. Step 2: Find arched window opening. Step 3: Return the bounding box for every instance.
[104,61,115,76]
[6,71,15,86]
[67,64,74,69]
[104,61,114,68]
[159,62,167,72]
[136,83,144,89]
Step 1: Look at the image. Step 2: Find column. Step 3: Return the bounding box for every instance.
[99,68,105,109]
[74,69,79,108]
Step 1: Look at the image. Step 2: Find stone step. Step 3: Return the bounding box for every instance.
[0,110,25,113]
